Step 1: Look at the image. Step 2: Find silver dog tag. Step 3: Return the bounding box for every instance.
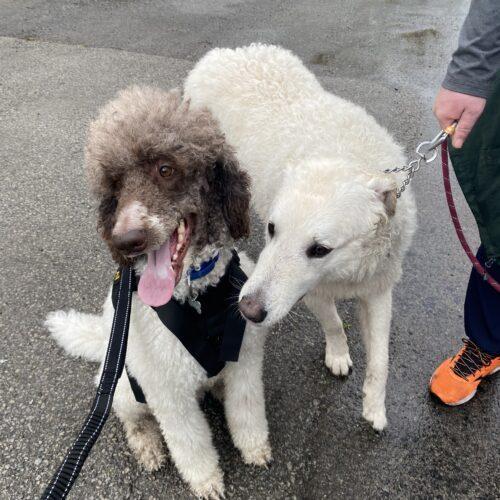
[188,297,202,314]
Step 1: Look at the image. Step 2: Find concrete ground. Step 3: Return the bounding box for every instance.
[0,1,498,498]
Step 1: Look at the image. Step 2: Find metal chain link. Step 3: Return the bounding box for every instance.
[385,124,456,197]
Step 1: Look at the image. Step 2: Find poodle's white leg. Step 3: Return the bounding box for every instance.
[223,326,271,467]
[149,391,224,500]
[358,288,392,431]
[304,292,352,377]
[112,374,166,472]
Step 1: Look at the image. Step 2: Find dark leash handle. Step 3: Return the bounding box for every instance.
[41,267,135,499]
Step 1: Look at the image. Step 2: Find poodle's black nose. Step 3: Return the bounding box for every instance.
[239,293,267,323]
[112,229,147,255]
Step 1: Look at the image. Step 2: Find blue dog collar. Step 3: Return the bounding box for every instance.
[188,253,220,282]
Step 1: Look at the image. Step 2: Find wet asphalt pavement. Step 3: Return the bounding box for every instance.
[0,1,498,498]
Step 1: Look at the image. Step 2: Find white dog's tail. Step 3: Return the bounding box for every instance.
[45,309,106,362]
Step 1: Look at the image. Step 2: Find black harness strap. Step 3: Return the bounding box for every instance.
[41,266,135,500]
[126,367,147,404]
[115,251,248,405]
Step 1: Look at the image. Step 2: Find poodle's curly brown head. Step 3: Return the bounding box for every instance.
[85,86,251,268]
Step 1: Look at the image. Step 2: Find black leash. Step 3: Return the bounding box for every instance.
[41,266,134,500]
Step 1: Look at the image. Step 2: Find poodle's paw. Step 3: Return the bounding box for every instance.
[136,440,166,472]
[191,469,225,500]
[241,440,272,467]
[325,349,352,377]
[125,418,166,472]
[362,402,387,432]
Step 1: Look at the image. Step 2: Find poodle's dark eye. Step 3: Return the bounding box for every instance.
[268,222,275,238]
[306,243,332,259]
[159,164,174,178]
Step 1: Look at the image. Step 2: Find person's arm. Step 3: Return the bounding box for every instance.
[434,0,500,148]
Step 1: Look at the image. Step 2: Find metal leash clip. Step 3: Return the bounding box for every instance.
[385,122,457,197]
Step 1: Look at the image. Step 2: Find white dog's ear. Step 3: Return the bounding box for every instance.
[367,175,398,217]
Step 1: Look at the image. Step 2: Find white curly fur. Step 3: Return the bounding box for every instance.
[46,250,271,499]
[185,44,417,431]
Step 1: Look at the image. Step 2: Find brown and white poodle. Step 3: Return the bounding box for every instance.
[46,86,271,499]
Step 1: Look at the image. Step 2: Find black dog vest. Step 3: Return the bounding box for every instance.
[111,251,248,404]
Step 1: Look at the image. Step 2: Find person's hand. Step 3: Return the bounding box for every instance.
[433,87,486,148]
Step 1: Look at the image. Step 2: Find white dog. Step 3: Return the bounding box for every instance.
[46,87,270,499]
[185,44,417,430]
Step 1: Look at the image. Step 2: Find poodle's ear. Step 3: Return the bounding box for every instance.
[211,146,251,239]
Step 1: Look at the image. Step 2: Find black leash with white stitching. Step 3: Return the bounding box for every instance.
[41,267,134,499]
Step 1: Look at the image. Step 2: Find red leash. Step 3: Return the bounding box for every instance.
[441,140,500,292]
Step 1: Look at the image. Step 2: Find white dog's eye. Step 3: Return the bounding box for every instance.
[267,222,275,238]
[306,243,332,259]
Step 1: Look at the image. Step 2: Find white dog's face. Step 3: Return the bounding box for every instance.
[239,160,397,325]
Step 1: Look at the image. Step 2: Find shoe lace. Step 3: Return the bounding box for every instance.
[452,338,493,380]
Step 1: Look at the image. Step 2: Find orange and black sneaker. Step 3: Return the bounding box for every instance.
[429,339,500,406]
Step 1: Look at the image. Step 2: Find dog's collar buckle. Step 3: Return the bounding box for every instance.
[187,296,202,314]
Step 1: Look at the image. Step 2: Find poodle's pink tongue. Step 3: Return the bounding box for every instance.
[138,241,176,307]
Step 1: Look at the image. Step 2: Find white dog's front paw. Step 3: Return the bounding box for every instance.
[325,350,353,377]
[192,469,225,500]
[362,403,387,432]
[241,441,272,467]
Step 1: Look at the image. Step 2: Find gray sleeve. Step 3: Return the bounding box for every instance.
[443,0,500,98]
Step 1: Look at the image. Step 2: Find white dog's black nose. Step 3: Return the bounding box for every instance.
[112,229,147,255]
[239,293,267,323]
